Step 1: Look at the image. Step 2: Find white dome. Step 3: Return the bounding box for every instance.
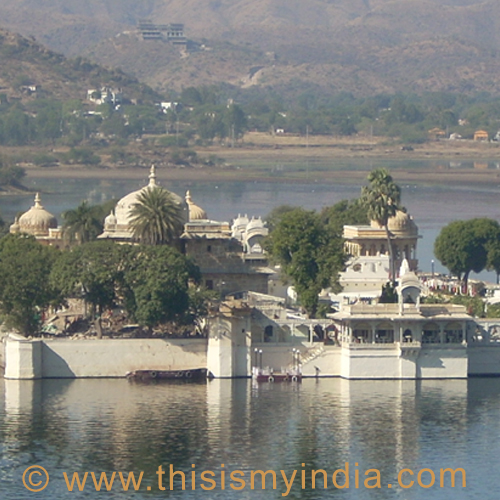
[104,211,117,227]
[17,193,57,236]
[185,191,207,221]
[114,166,184,226]
[246,216,266,232]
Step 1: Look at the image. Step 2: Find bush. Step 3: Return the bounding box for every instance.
[157,135,189,148]
[63,147,101,165]
[32,153,58,167]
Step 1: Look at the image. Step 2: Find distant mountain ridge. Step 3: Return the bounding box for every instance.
[1,0,500,96]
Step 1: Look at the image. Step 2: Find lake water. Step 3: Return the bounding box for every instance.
[0,377,496,499]
[2,172,500,277]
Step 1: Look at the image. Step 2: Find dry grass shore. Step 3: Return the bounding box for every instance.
[15,132,500,188]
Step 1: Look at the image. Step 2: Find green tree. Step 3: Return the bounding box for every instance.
[0,234,60,335]
[0,162,25,189]
[122,245,200,328]
[320,199,369,235]
[264,208,344,317]
[62,201,104,245]
[223,104,247,140]
[434,218,500,290]
[129,187,184,246]
[50,241,123,337]
[360,168,401,282]
[264,205,297,232]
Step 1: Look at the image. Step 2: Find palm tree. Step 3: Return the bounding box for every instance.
[129,187,184,245]
[361,168,401,283]
[62,201,103,245]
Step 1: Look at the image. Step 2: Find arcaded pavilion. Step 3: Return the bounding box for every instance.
[9,192,63,246]
[343,209,420,272]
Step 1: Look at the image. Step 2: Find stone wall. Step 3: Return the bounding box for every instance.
[4,336,208,379]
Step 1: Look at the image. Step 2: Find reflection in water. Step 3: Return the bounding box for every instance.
[0,378,496,499]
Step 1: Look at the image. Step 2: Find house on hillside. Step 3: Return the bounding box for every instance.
[474,130,489,141]
[428,127,446,141]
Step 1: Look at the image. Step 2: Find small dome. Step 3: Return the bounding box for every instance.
[104,210,117,227]
[246,216,266,232]
[9,217,20,234]
[18,193,57,236]
[185,191,207,221]
[388,210,418,236]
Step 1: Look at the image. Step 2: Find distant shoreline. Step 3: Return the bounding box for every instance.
[22,163,500,189]
[13,132,500,188]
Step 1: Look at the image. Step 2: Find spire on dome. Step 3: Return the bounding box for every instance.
[185,190,207,221]
[34,192,42,208]
[148,165,157,187]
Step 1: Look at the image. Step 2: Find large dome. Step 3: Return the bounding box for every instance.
[114,166,184,226]
[370,210,418,236]
[388,210,418,236]
[16,193,57,236]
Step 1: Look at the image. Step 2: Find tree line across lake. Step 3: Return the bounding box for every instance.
[2,88,500,152]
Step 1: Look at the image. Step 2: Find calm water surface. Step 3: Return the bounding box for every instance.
[0,378,497,499]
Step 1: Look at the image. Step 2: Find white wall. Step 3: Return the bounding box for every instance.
[417,347,467,379]
[4,336,207,379]
[468,345,500,376]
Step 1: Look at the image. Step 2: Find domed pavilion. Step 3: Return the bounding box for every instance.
[343,209,420,273]
[98,165,186,242]
[9,193,63,245]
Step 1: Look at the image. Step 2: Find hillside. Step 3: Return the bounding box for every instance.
[0,28,162,103]
[1,0,500,96]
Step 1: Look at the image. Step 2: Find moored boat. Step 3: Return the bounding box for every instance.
[252,366,302,383]
[126,368,211,382]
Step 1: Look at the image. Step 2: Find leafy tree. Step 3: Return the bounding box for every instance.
[264,205,297,232]
[129,187,184,246]
[264,208,344,317]
[223,104,247,140]
[64,147,101,165]
[50,241,123,336]
[0,162,25,188]
[487,241,500,284]
[320,199,369,235]
[360,168,401,282]
[62,201,104,245]
[122,245,200,328]
[0,234,60,335]
[434,218,500,289]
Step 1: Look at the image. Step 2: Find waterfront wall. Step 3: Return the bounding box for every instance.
[6,333,500,380]
[4,335,207,379]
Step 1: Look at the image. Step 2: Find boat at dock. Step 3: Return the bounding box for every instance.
[252,366,302,383]
[126,368,211,382]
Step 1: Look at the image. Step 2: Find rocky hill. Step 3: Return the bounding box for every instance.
[1,0,500,96]
[0,28,161,103]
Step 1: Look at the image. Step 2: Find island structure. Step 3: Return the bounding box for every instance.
[4,167,500,380]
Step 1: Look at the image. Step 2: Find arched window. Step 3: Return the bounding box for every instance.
[375,322,394,343]
[403,328,413,342]
[353,322,371,343]
[422,322,440,344]
[264,325,273,342]
[444,322,463,343]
